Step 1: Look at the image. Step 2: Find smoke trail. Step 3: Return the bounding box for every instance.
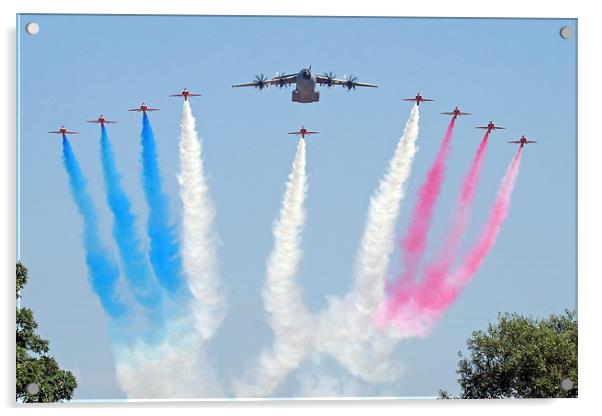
[234,139,312,397]
[382,118,456,320]
[412,131,491,311]
[62,136,126,319]
[114,318,224,398]
[140,113,184,294]
[100,126,162,313]
[115,104,227,399]
[314,105,421,382]
[449,147,522,287]
[177,100,223,340]
[386,147,523,337]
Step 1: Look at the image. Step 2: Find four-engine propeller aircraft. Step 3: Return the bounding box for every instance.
[441,106,471,119]
[508,135,537,148]
[232,67,378,103]
[288,126,319,139]
[403,93,434,106]
[48,126,79,136]
[128,103,160,113]
[476,121,505,133]
[86,115,117,126]
[170,88,202,101]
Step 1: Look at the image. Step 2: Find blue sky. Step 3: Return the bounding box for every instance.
[17,14,576,399]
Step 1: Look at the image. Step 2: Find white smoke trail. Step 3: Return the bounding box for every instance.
[314,105,421,382]
[234,139,312,397]
[178,100,224,340]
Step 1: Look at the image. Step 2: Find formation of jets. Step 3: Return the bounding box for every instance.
[48,80,538,149]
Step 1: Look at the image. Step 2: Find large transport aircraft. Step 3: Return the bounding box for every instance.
[233,67,378,103]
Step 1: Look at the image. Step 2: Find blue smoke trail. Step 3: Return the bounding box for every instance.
[62,136,126,320]
[140,113,185,294]
[100,125,163,313]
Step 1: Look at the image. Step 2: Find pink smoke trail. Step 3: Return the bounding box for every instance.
[384,147,523,336]
[416,131,492,303]
[378,118,456,324]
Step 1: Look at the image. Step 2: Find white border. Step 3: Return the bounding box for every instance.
[3,1,600,415]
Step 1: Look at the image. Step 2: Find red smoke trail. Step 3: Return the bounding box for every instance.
[415,131,491,305]
[385,118,456,314]
[448,146,522,287]
[380,147,523,336]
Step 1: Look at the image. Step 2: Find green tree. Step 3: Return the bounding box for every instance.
[440,311,577,399]
[16,262,77,402]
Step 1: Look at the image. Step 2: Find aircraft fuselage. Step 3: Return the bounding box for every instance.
[292,69,319,103]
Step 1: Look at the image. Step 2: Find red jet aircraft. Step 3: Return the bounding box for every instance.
[476,121,505,133]
[441,106,471,119]
[170,88,202,101]
[508,135,537,148]
[288,126,319,139]
[403,93,434,106]
[86,115,117,126]
[48,126,79,136]
[128,103,160,113]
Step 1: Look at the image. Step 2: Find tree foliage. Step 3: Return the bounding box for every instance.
[441,311,577,399]
[16,262,77,402]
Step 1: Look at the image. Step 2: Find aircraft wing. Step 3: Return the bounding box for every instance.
[128,109,141,112]
[422,98,434,102]
[86,120,100,123]
[508,140,521,144]
[441,112,454,115]
[232,75,296,88]
[493,126,506,130]
[104,121,118,124]
[526,140,537,143]
[476,126,489,129]
[146,108,160,111]
[288,132,301,135]
[460,112,472,115]
[317,75,378,88]
[402,98,417,101]
[268,75,296,85]
[306,131,319,134]
[48,131,61,134]
[232,82,260,88]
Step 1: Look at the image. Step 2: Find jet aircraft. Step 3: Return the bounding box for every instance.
[170,88,202,101]
[128,103,160,113]
[48,126,79,136]
[402,93,434,106]
[441,106,471,119]
[288,126,319,139]
[508,135,537,148]
[86,115,117,126]
[476,121,505,133]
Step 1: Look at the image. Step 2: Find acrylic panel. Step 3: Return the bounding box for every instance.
[16,14,577,401]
